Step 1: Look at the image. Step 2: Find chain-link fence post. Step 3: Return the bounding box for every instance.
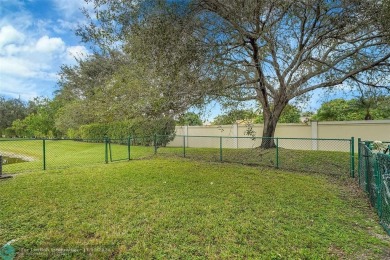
[358,138,361,184]
[128,136,131,161]
[0,155,2,176]
[183,135,186,158]
[104,137,108,164]
[375,157,382,216]
[109,138,113,162]
[154,134,157,155]
[220,136,223,162]
[276,137,279,168]
[42,138,46,170]
[350,137,355,178]
[364,141,370,192]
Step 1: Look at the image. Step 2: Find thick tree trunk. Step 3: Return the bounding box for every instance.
[260,117,277,148]
[260,103,286,149]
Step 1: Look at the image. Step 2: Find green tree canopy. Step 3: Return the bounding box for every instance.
[6,98,60,138]
[75,0,390,148]
[0,96,27,135]
[255,104,301,124]
[56,24,210,135]
[313,97,390,121]
[212,109,257,125]
[176,112,203,126]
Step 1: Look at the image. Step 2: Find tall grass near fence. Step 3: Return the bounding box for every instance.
[358,140,390,235]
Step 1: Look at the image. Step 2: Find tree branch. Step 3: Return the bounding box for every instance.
[293,53,390,97]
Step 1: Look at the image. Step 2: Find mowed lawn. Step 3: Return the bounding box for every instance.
[1,158,389,259]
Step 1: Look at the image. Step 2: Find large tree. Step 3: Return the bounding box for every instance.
[194,0,390,147]
[62,1,215,135]
[0,96,27,135]
[78,0,390,147]
[55,53,133,132]
[352,85,390,120]
[313,97,390,121]
[6,98,60,138]
[364,0,390,40]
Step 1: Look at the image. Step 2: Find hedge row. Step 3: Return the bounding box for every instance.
[66,118,175,145]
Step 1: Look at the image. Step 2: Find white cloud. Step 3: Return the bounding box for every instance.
[0,24,87,99]
[0,56,37,77]
[0,1,91,100]
[0,25,25,48]
[35,35,65,53]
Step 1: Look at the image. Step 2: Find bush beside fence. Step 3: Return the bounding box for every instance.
[67,118,176,140]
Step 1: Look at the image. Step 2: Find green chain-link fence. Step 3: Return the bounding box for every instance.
[358,140,390,235]
[0,136,172,173]
[155,135,355,177]
[0,135,355,177]
[0,138,107,173]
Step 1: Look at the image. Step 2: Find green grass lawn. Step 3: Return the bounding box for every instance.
[1,158,389,259]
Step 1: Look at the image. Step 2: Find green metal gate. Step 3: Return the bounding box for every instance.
[105,137,130,163]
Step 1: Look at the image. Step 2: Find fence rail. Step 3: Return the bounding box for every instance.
[358,140,390,235]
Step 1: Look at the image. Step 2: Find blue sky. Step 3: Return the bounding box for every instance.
[0,0,92,100]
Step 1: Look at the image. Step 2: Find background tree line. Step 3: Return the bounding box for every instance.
[2,94,389,138]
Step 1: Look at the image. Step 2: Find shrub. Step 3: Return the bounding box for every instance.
[76,117,175,146]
